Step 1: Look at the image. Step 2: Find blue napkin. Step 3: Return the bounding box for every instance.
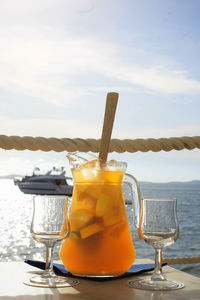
[25,259,165,281]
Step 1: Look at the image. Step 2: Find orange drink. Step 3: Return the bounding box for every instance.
[60,160,136,276]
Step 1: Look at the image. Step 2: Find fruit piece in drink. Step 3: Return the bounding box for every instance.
[103,208,122,227]
[80,222,104,239]
[75,195,96,213]
[70,231,81,241]
[108,221,126,238]
[96,194,111,217]
[69,209,94,232]
[79,183,104,199]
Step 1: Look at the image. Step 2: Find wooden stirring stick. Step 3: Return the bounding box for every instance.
[99,92,119,163]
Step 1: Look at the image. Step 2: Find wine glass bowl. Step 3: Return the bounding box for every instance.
[139,198,179,247]
[129,198,184,291]
[24,195,79,288]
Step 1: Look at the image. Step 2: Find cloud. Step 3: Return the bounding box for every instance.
[0,26,117,106]
[0,24,200,108]
[0,156,33,176]
[116,66,200,95]
[0,116,102,138]
[1,113,199,140]
[0,75,88,106]
[113,124,200,139]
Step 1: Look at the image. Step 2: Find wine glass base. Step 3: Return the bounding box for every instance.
[24,275,79,288]
[128,278,184,291]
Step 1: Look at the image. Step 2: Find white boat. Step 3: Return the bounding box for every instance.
[14,167,73,196]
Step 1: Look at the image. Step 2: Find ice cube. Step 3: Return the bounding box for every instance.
[107,160,127,171]
[81,167,98,181]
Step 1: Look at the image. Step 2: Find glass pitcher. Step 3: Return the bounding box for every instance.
[60,153,141,277]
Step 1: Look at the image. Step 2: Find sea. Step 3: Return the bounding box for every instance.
[0,178,199,278]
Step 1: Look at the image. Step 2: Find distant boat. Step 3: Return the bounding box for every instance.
[14,166,73,196]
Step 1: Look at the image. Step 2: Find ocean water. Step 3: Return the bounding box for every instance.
[0,179,199,278]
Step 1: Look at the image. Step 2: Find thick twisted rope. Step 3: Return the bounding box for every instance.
[163,257,200,265]
[0,135,200,153]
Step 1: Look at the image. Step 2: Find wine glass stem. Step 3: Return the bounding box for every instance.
[45,247,49,268]
[43,246,55,278]
[152,248,165,281]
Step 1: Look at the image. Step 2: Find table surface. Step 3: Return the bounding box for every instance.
[0,260,200,300]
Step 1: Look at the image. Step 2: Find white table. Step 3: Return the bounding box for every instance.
[0,260,200,300]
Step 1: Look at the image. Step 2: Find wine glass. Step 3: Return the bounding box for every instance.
[128,198,184,290]
[24,195,79,288]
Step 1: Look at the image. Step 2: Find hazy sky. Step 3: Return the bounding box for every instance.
[0,0,200,181]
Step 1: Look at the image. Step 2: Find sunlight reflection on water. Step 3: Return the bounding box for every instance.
[0,179,45,262]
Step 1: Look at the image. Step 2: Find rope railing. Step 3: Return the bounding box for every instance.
[163,257,200,265]
[0,134,200,153]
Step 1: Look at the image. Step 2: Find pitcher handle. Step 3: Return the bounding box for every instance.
[124,173,142,228]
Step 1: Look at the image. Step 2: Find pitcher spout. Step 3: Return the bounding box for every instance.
[66,152,88,168]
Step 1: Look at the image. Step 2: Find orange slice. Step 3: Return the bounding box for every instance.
[80,222,104,239]
[81,160,98,168]
[103,208,122,227]
[109,221,126,237]
[69,209,94,231]
[96,194,111,217]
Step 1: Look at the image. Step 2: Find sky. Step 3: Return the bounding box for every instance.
[0,0,200,182]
